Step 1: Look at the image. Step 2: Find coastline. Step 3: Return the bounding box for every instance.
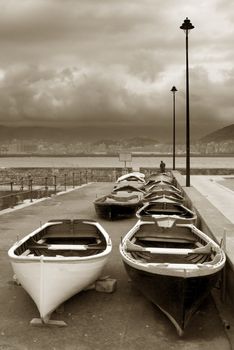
[0,153,233,158]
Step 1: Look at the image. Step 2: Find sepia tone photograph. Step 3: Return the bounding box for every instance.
[0,0,234,349]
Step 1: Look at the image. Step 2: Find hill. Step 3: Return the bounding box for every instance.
[0,125,99,143]
[200,124,234,143]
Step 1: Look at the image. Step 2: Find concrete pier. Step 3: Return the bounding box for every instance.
[0,182,232,349]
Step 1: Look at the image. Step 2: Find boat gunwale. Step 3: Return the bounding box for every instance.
[136,202,197,220]
[119,220,226,277]
[8,220,112,262]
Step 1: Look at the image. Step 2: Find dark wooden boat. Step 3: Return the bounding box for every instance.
[143,192,184,203]
[136,197,197,224]
[147,172,174,181]
[143,179,175,191]
[94,193,142,220]
[146,183,183,195]
[120,219,226,335]
[147,172,174,184]
[143,188,184,201]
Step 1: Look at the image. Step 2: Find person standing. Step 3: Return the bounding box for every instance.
[160,160,166,173]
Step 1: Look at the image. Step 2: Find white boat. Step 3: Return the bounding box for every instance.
[8,219,112,324]
[116,172,146,184]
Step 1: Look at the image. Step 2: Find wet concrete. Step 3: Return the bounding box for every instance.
[0,183,231,350]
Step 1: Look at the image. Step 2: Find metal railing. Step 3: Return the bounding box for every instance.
[0,168,129,211]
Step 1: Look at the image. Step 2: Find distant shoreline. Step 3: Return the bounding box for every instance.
[0,153,233,158]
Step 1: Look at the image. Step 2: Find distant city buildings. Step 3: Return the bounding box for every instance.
[0,138,233,155]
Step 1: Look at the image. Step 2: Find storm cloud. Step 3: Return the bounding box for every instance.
[0,0,233,142]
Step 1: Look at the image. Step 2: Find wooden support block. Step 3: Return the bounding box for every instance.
[84,283,96,291]
[30,318,67,327]
[13,274,21,286]
[95,278,117,293]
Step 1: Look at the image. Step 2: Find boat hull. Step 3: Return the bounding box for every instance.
[94,202,139,220]
[8,219,112,322]
[11,254,109,322]
[123,261,220,335]
[119,220,226,335]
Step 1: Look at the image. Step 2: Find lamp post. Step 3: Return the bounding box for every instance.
[180,17,194,187]
[171,86,177,170]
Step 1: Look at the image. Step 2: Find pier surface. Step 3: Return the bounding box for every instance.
[0,182,232,350]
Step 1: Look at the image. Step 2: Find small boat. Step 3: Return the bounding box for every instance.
[143,188,184,201]
[120,218,226,335]
[116,172,145,183]
[8,219,112,323]
[143,179,175,191]
[136,197,197,224]
[147,172,174,184]
[112,184,145,196]
[146,183,182,195]
[94,193,142,220]
[112,180,145,192]
[143,192,184,203]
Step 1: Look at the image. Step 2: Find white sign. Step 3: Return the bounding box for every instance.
[119,153,132,162]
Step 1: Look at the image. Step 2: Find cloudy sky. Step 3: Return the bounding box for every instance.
[0,0,233,142]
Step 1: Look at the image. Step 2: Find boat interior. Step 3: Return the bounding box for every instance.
[126,224,215,265]
[14,220,107,257]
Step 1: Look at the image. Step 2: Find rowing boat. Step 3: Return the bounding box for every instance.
[119,218,226,335]
[142,192,184,203]
[8,219,112,324]
[136,197,197,224]
[94,193,142,220]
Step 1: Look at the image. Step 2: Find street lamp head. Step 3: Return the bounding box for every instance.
[171,86,177,93]
[180,17,194,33]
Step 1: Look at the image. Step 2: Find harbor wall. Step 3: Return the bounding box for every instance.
[172,170,234,307]
[0,167,233,184]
